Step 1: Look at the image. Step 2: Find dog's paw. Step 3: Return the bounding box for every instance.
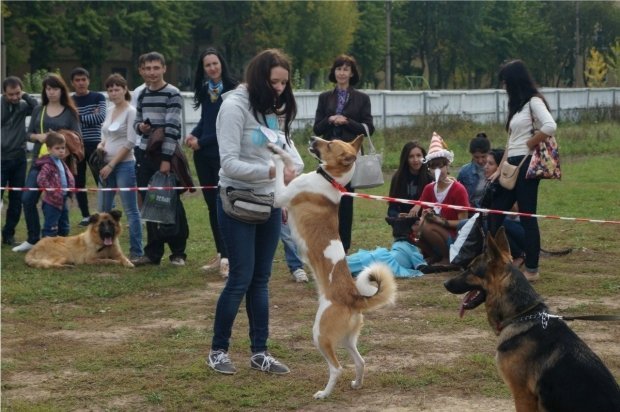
[351,380,363,389]
[123,260,135,268]
[313,390,329,400]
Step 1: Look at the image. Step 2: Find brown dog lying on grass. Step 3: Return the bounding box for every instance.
[25,210,134,268]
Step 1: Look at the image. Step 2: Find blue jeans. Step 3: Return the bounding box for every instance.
[100,160,143,257]
[212,194,281,353]
[22,166,42,244]
[490,155,540,272]
[1,156,27,239]
[42,199,70,237]
[281,220,303,272]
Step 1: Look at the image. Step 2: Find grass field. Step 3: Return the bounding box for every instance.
[2,120,619,411]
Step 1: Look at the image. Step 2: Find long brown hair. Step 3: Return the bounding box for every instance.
[389,141,431,200]
[41,73,79,120]
[245,49,297,141]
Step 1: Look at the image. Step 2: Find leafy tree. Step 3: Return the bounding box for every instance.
[585,47,608,87]
[605,39,620,86]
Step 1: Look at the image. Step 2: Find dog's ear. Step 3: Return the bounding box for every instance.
[89,213,100,224]
[485,231,502,262]
[110,209,123,222]
[351,134,364,154]
[494,227,511,256]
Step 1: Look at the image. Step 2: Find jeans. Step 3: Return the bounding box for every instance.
[490,155,540,272]
[42,199,70,237]
[100,160,143,257]
[212,194,281,353]
[1,156,27,239]
[280,220,303,272]
[75,142,101,218]
[22,166,42,244]
[194,153,227,258]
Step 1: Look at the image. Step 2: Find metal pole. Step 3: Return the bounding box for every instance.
[385,0,391,90]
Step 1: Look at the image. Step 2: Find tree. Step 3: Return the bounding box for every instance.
[585,47,608,87]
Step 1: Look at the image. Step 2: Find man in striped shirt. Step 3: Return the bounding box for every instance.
[132,51,188,267]
[71,67,107,226]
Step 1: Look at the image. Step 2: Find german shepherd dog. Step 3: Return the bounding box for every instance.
[444,228,620,412]
[25,210,134,268]
[270,136,397,399]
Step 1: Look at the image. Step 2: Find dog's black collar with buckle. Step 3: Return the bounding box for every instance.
[316,167,347,192]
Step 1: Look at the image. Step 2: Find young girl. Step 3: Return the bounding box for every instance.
[208,49,297,376]
[388,141,432,217]
[409,132,470,265]
[35,132,75,238]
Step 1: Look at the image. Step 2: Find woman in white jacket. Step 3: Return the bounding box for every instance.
[207,49,297,376]
[489,60,557,282]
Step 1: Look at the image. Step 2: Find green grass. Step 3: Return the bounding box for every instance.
[2,119,619,411]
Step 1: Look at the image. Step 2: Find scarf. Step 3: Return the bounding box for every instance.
[335,88,348,114]
[208,79,223,103]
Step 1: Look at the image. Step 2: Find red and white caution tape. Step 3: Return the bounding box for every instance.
[3,185,619,225]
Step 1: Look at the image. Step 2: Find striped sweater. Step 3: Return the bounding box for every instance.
[72,91,107,144]
[134,83,183,161]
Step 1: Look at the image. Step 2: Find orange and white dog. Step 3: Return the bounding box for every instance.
[270,136,397,399]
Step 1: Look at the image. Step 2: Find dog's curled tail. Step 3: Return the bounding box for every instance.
[354,263,397,311]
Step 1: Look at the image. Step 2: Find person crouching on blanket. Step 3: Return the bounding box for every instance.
[408,132,470,266]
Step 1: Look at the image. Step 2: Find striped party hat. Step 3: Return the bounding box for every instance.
[423,131,454,164]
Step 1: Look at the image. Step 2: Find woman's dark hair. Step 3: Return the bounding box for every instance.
[469,132,490,154]
[328,54,360,86]
[245,48,297,141]
[489,148,505,166]
[41,73,79,120]
[389,141,431,200]
[499,59,549,131]
[192,47,238,109]
[104,73,131,101]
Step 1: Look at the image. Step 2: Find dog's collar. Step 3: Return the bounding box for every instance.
[497,302,557,331]
[97,245,110,252]
[316,167,347,192]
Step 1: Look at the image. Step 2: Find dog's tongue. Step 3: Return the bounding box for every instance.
[459,291,477,318]
[104,237,113,246]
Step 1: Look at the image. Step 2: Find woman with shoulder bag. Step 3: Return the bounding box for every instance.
[13,74,81,252]
[207,49,297,376]
[313,54,374,253]
[488,60,556,282]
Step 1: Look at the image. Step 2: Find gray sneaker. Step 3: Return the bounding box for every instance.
[250,352,290,375]
[292,268,309,283]
[207,350,237,375]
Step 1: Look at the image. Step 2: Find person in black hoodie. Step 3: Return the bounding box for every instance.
[185,48,238,277]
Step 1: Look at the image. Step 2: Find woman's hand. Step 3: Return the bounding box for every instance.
[283,166,296,185]
[32,133,47,143]
[489,169,500,182]
[185,134,199,150]
[329,115,348,125]
[408,205,421,217]
[100,164,113,180]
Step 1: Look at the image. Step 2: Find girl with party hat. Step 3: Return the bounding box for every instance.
[408,132,470,266]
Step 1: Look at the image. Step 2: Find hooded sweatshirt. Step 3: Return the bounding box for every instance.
[216,85,286,195]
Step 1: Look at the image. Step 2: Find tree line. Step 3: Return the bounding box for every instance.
[3,1,619,90]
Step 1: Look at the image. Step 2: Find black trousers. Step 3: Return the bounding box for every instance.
[136,148,188,263]
[194,153,227,258]
[339,183,354,252]
[75,141,101,218]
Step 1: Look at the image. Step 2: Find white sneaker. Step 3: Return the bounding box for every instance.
[292,268,309,283]
[201,254,221,272]
[220,258,229,279]
[12,241,34,252]
[170,257,186,266]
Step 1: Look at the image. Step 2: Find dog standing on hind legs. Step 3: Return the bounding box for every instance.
[270,136,397,399]
[444,228,620,412]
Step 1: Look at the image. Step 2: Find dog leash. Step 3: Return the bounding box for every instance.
[509,311,620,330]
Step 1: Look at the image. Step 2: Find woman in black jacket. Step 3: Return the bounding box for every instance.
[313,55,374,253]
[185,47,238,277]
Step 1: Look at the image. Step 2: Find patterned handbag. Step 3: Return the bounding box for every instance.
[525,103,561,180]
